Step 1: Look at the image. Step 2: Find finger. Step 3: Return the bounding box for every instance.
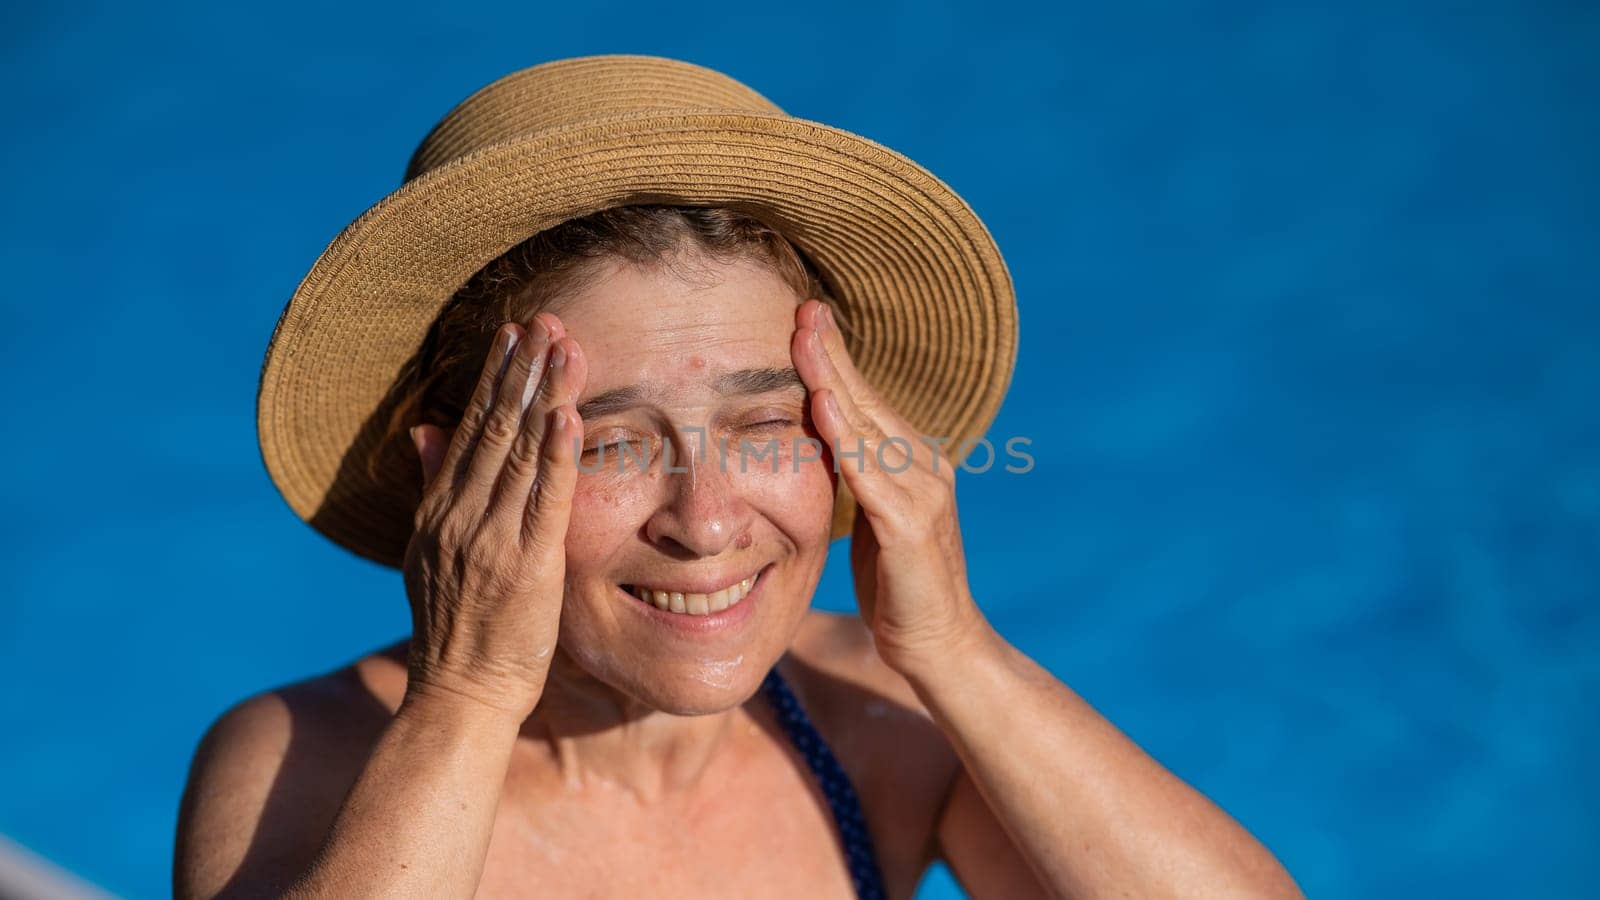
[790,301,845,400]
[796,322,891,449]
[791,321,894,485]
[811,386,907,511]
[803,300,913,432]
[432,323,521,500]
[458,314,562,509]
[793,301,918,442]
[793,300,945,477]
[521,403,583,555]
[488,333,588,523]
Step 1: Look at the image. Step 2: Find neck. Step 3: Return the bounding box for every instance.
[513,646,757,805]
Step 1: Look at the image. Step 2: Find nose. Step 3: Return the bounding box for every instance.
[642,434,753,558]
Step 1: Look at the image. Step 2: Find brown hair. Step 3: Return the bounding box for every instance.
[370,204,835,479]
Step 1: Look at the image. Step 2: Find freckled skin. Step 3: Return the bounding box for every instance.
[179,242,1299,900]
[539,253,837,715]
[177,250,957,900]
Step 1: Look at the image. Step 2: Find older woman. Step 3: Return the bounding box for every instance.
[177,57,1300,900]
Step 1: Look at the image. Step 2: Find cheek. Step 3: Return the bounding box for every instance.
[566,471,652,559]
[559,474,655,639]
[724,443,837,540]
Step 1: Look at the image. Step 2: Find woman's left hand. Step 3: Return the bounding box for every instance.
[791,298,992,677]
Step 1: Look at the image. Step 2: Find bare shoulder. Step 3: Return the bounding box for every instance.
[783,610,957,764]
[782,611,964,877]
[174,644,406,900]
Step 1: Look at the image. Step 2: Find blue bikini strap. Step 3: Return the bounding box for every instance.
[760,665,888,900]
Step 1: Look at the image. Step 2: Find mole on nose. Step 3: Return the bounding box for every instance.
[689,355,705,369]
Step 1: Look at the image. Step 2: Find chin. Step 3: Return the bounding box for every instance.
[635,673,763,716]
[566,642,772,715]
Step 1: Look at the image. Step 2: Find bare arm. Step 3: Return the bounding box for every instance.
[282,689,522,900]
[911,623,1302,900]
[176,313,589,899]
[788,298,1300,898]
[174,687,521,900]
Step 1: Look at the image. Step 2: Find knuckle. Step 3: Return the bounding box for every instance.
[860,433,891,464]
[503,447,542,483]
[528,467,571,506]
[479,409,520,444]
[456,403,489,436]
[465,391,493,417]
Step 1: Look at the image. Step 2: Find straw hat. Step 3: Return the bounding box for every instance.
[256,53,1018,570]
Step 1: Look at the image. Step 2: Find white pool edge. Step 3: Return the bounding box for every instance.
[0,834,117,900]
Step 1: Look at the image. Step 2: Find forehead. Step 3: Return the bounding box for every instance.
[544,255,803,397]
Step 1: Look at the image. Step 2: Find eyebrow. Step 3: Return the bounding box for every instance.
[715,366,805,397]
[575,366,805,420]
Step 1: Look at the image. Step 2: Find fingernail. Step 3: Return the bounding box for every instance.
[408,425,421,447]
[498,326,519,357]
[550,342,567,368]
[530,316,550,343]
[809,328,825,356]
[821,305,835,331]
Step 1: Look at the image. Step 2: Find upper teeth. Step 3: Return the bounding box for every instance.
[630,574,757,616]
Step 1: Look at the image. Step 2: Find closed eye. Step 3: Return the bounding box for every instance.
[582,434,652,454]
[741,418,798,431]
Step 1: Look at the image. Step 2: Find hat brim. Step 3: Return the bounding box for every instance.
[257,108,1017,570]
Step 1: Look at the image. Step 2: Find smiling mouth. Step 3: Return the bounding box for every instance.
[621,566,768,616]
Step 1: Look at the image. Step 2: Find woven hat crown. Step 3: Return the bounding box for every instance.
[405,57,787,181]
[257,53,1016,569]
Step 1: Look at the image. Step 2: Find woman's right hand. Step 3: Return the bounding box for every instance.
[402,312,588,721]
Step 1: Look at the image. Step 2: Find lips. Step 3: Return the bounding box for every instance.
[620,564,770,616]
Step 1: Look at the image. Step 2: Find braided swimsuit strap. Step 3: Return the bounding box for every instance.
[760,666,889,900]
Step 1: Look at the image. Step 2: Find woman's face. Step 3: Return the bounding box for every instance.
[530,251,835,714]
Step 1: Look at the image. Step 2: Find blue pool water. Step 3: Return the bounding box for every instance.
[1,2,1595,897]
